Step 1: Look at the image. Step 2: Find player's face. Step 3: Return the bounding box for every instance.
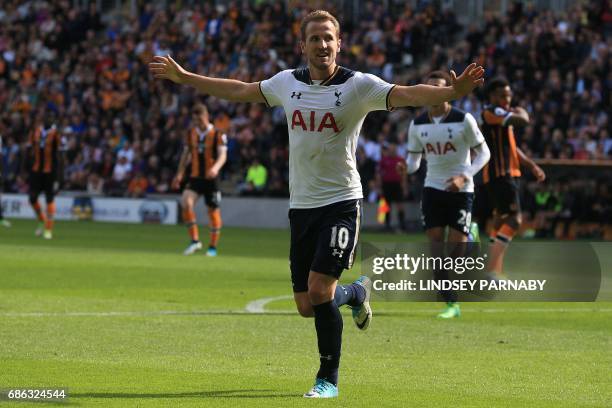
[301,20,341,72]
[192,112,208,128]
[494,86,513,109]
[426,78,449,110]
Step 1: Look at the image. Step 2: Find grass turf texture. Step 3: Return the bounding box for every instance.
[0,220,610,407]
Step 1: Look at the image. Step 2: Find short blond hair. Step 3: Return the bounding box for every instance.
[191,103,208,115]
[300,10,340,41]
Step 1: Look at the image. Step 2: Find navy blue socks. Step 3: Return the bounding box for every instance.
[334,283,366,307]
[312,301,343,386]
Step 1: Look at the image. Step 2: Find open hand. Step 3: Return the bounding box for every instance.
[531,164,546,183]
[450,63,485,99]
[171,175,182,191]
[206,168,219,179]
[149,55,186,84]
[396,161,407,175]
[445,175,468,192]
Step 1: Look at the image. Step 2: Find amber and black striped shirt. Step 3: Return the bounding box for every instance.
[186,125,227,179]
[480,104,521,183]
[29,126,61,174]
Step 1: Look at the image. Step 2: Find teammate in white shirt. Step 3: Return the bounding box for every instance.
[400,71,490,318]
[150,10,484,398]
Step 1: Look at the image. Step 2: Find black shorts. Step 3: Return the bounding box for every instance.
[184,177,221,208]
[421,187,474,235]
[382,182,403,203]
[29,172,56,202]
[486,176,521,216]
[289,199,361,293]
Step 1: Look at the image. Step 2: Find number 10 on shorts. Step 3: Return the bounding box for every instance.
[330,225,350,249]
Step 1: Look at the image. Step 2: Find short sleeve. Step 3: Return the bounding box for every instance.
[406,120,423,153]
[482,106,513,126]
[259,70,290,108]
[463,113,485,148]
[217,133,228,147]
[354,72,395,112]
[59,134,68,151]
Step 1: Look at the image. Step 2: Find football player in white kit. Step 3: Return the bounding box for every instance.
[150,11,484,398]
[400,71,490,318]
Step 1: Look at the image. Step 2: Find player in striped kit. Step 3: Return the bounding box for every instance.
[172,103,227,257]
[27,113,65,239]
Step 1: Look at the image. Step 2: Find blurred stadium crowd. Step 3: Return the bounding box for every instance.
[0,0,610,235]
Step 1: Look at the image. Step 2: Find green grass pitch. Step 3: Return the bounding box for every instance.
[0,220,610,407]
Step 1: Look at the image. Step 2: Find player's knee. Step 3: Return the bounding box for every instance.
[307,284,332,305]
[295,302,314,318]
[507,212,522,229]
[182,198,194,210]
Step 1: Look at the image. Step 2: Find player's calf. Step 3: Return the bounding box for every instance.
[488,213,521,277]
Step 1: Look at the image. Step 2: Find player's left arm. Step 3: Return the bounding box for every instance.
[389,63,484,108]
[517,147,545,182]
[206,135,228,179]
[56,133,66,188]
[446,114,491,191]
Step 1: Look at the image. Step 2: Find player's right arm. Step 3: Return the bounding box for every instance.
[483,105,529,128]
[172,145,191,190]
[149,56,265,103]
[506,107,530,127]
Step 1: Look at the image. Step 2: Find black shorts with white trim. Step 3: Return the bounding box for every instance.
[289,199,361,293]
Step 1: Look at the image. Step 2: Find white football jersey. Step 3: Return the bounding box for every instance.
[407,108,485,193]
[260,66,395,208]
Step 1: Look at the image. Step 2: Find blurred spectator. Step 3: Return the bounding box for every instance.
[0,0,606,237]
[87,172,104,195]
[127,171,148,198]
[241,158,267,196]
[378,142,406,231]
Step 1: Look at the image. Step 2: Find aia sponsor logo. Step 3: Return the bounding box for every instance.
[425,142,457,155]
[291,110,339,133]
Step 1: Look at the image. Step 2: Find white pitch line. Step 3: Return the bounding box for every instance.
[0,307,610,318]
[245,295,294,313]
[0,310,246,317]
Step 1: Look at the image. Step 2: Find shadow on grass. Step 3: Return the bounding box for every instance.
[71,389,296,399]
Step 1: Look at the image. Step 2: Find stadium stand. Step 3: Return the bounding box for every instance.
[0,0,609,235]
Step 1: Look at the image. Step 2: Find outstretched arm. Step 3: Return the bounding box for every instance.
[149,55,265,103]
[389,63,484,108]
